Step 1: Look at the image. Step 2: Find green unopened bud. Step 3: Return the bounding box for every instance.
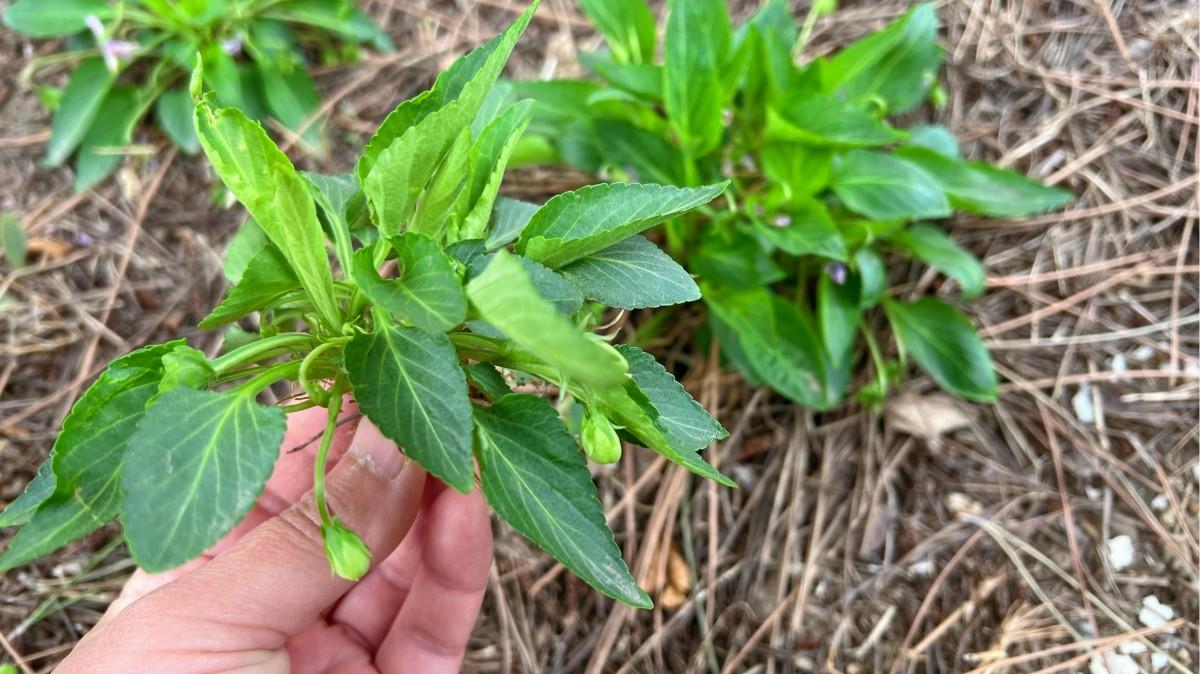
[581,409,622,464]
[321,518,371,581]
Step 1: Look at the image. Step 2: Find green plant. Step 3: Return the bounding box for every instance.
[513,0,1072,408]
[0,2,734,609]
[4,0,393,191]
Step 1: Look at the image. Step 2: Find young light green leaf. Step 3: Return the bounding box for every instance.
[467,250,627,389]
[579,54,663,100]
[44,58,115,168]
[474,394,651,608]
[742,0,799,99]
[485,197,538,249]
[892,223,985,298]
[559,236,699,309]
[122,388,286,571]
[0,342,181,572]
[73,87,143,192]
[516,182,727,268]
[200,245,299,328]
[351,234,467,333]
[756,199,848,261]
[462,249,583,318]
[223,218,269,283]
[663,0,731,156]
[821,3,941,115]
[882,298,997,401]
[156,87,201,154]
[766,94,906,147]
[457,100,534,240]
[578,0,656,64]
[195,98,339,329]
[3,0,111,37]
[409,127,472,239]
[344,325,475,492]
[895,148,1072,217]
[2,213,26,267]
[832,149,950,221]
[704,285,832,408]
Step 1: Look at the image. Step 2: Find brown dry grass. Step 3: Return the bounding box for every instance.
[1,1,1197,672]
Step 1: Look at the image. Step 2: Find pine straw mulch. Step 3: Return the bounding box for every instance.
[1,1,1197,672]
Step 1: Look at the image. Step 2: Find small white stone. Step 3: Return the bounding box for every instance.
[1131,345,1155,362]
[1139,595,1176,632]
[1090,651,1139,674]
[1151,494,1169,511]
[1086,486,1103,501]
[1118,640,1147,654]
[1151,653,1168,671]
[909,559,935,576]
[1110,353,1127,374]
[1072,384,1096,423]
[1106,535,1135,571]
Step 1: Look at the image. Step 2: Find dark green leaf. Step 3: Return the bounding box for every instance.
[761,143,832,199]
[817,273,860,400]
[895,148,1071,217]
[580,54,663,100]
[486,197,538,249]
[4,0,110,36]
[73,87,143,192]
[559,236,699,309]
[156,88,200,154]
[766,94,905,147]
[594,120,686,185]
[465,362,512,402]
[474,394,650,608]
[468,250,625,388]
[345,324,475,492]
[259,64,324,154]
[663,0,731,156]
[615,345,727,450]
[906,124,959,159]
[0,460,54,528]
[690,228,784,290]
[892,223,984,298]
[351,234,467,333]
[742,0,799,99]
[578,0,656,64]
[223,218,269,283]
[122,388,286,571]
[832,149,950,221]
[854,247,887,308]
[44,58,115,168]
[200,245,299,328]
[517,182,726,268]
[756,198,847,261]
[882,298,997,401]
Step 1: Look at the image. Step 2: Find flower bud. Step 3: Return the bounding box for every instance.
[581,408,622,464]
[321,518,371,581]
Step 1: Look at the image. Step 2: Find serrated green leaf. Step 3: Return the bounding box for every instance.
[663,0,731,156]
[467,250,626,389]
[465,362,512,402]
[352,234,466,333]
[200,245,299,328]
[0,341,182,572]
[578,0,656,64]
[832,149,950,221]
[3,0,110,36]
[122,388,286,571]
[156,87,200,154]
[486,197,538,249]
[195,98,339,329]
[766,94,905,147]
[410,127,472,239]
[462,249,583,317]
[559,236,698,309]
[756,198,847,261]
[44,58,115,168]
[259,63,324,155]
[895,148,1072,217]
[892,223,984,298]
[704,285,832,408]
[594,119,686,185]
[73,87,144,192]
[821,3,941,115]
[458,100,534,240]
[517,182,726,268]
[616,345,727,449]
[345,324,475,491]
[158,345,215,393]
[882,298,997,401]
[474,394,651,608]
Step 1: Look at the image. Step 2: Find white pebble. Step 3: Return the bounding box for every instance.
[1106,535,1135,571]
[1090,652,1138,674]
[1151,494,1169,511]
[1131,345,1155,362]
[1139,595,1176,632]
[1118,640,1147,654]
[1072,384,1095,424]
[1109,353,1127,374]
[1151,653,1168,671]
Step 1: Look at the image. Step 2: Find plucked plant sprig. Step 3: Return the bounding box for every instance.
[4,0,393,191]
[513,0,1073,409]
[0,2,732,609]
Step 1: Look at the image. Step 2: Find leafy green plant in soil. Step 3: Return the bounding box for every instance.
[4,0,393,191]
[0,2,732,609]
[513,0,1072,408]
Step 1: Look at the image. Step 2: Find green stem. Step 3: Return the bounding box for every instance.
[298,338,349,406]
[234,360,303,396]
[793,2,824,60]
[313,377,347,527]
[860,323,888,395]
[210,333,314,373]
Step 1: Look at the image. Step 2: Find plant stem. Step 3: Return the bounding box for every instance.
[312,377,346,528]
[298,338,349,406]
[860,323,888,395]
[210,333,314,373]
[234,359,303,396]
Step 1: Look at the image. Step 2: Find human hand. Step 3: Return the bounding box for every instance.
[57,403,493,673]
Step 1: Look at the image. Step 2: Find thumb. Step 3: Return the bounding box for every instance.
[90,419,427,652]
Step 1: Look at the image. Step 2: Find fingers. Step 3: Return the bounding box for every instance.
[374,486,493,673]
[95,419,426,652]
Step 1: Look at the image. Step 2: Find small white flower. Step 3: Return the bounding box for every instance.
[1106,535,1134,571]
[771,214,791,228]
[1138,595,1176,632]
[222,35,243,56]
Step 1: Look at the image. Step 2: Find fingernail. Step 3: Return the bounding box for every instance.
[349,421,408,479]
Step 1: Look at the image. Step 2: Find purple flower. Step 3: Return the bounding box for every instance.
[86,15,136,73]
[771,214,791,228]
[221,35,243,56]
[825,261,848,285]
